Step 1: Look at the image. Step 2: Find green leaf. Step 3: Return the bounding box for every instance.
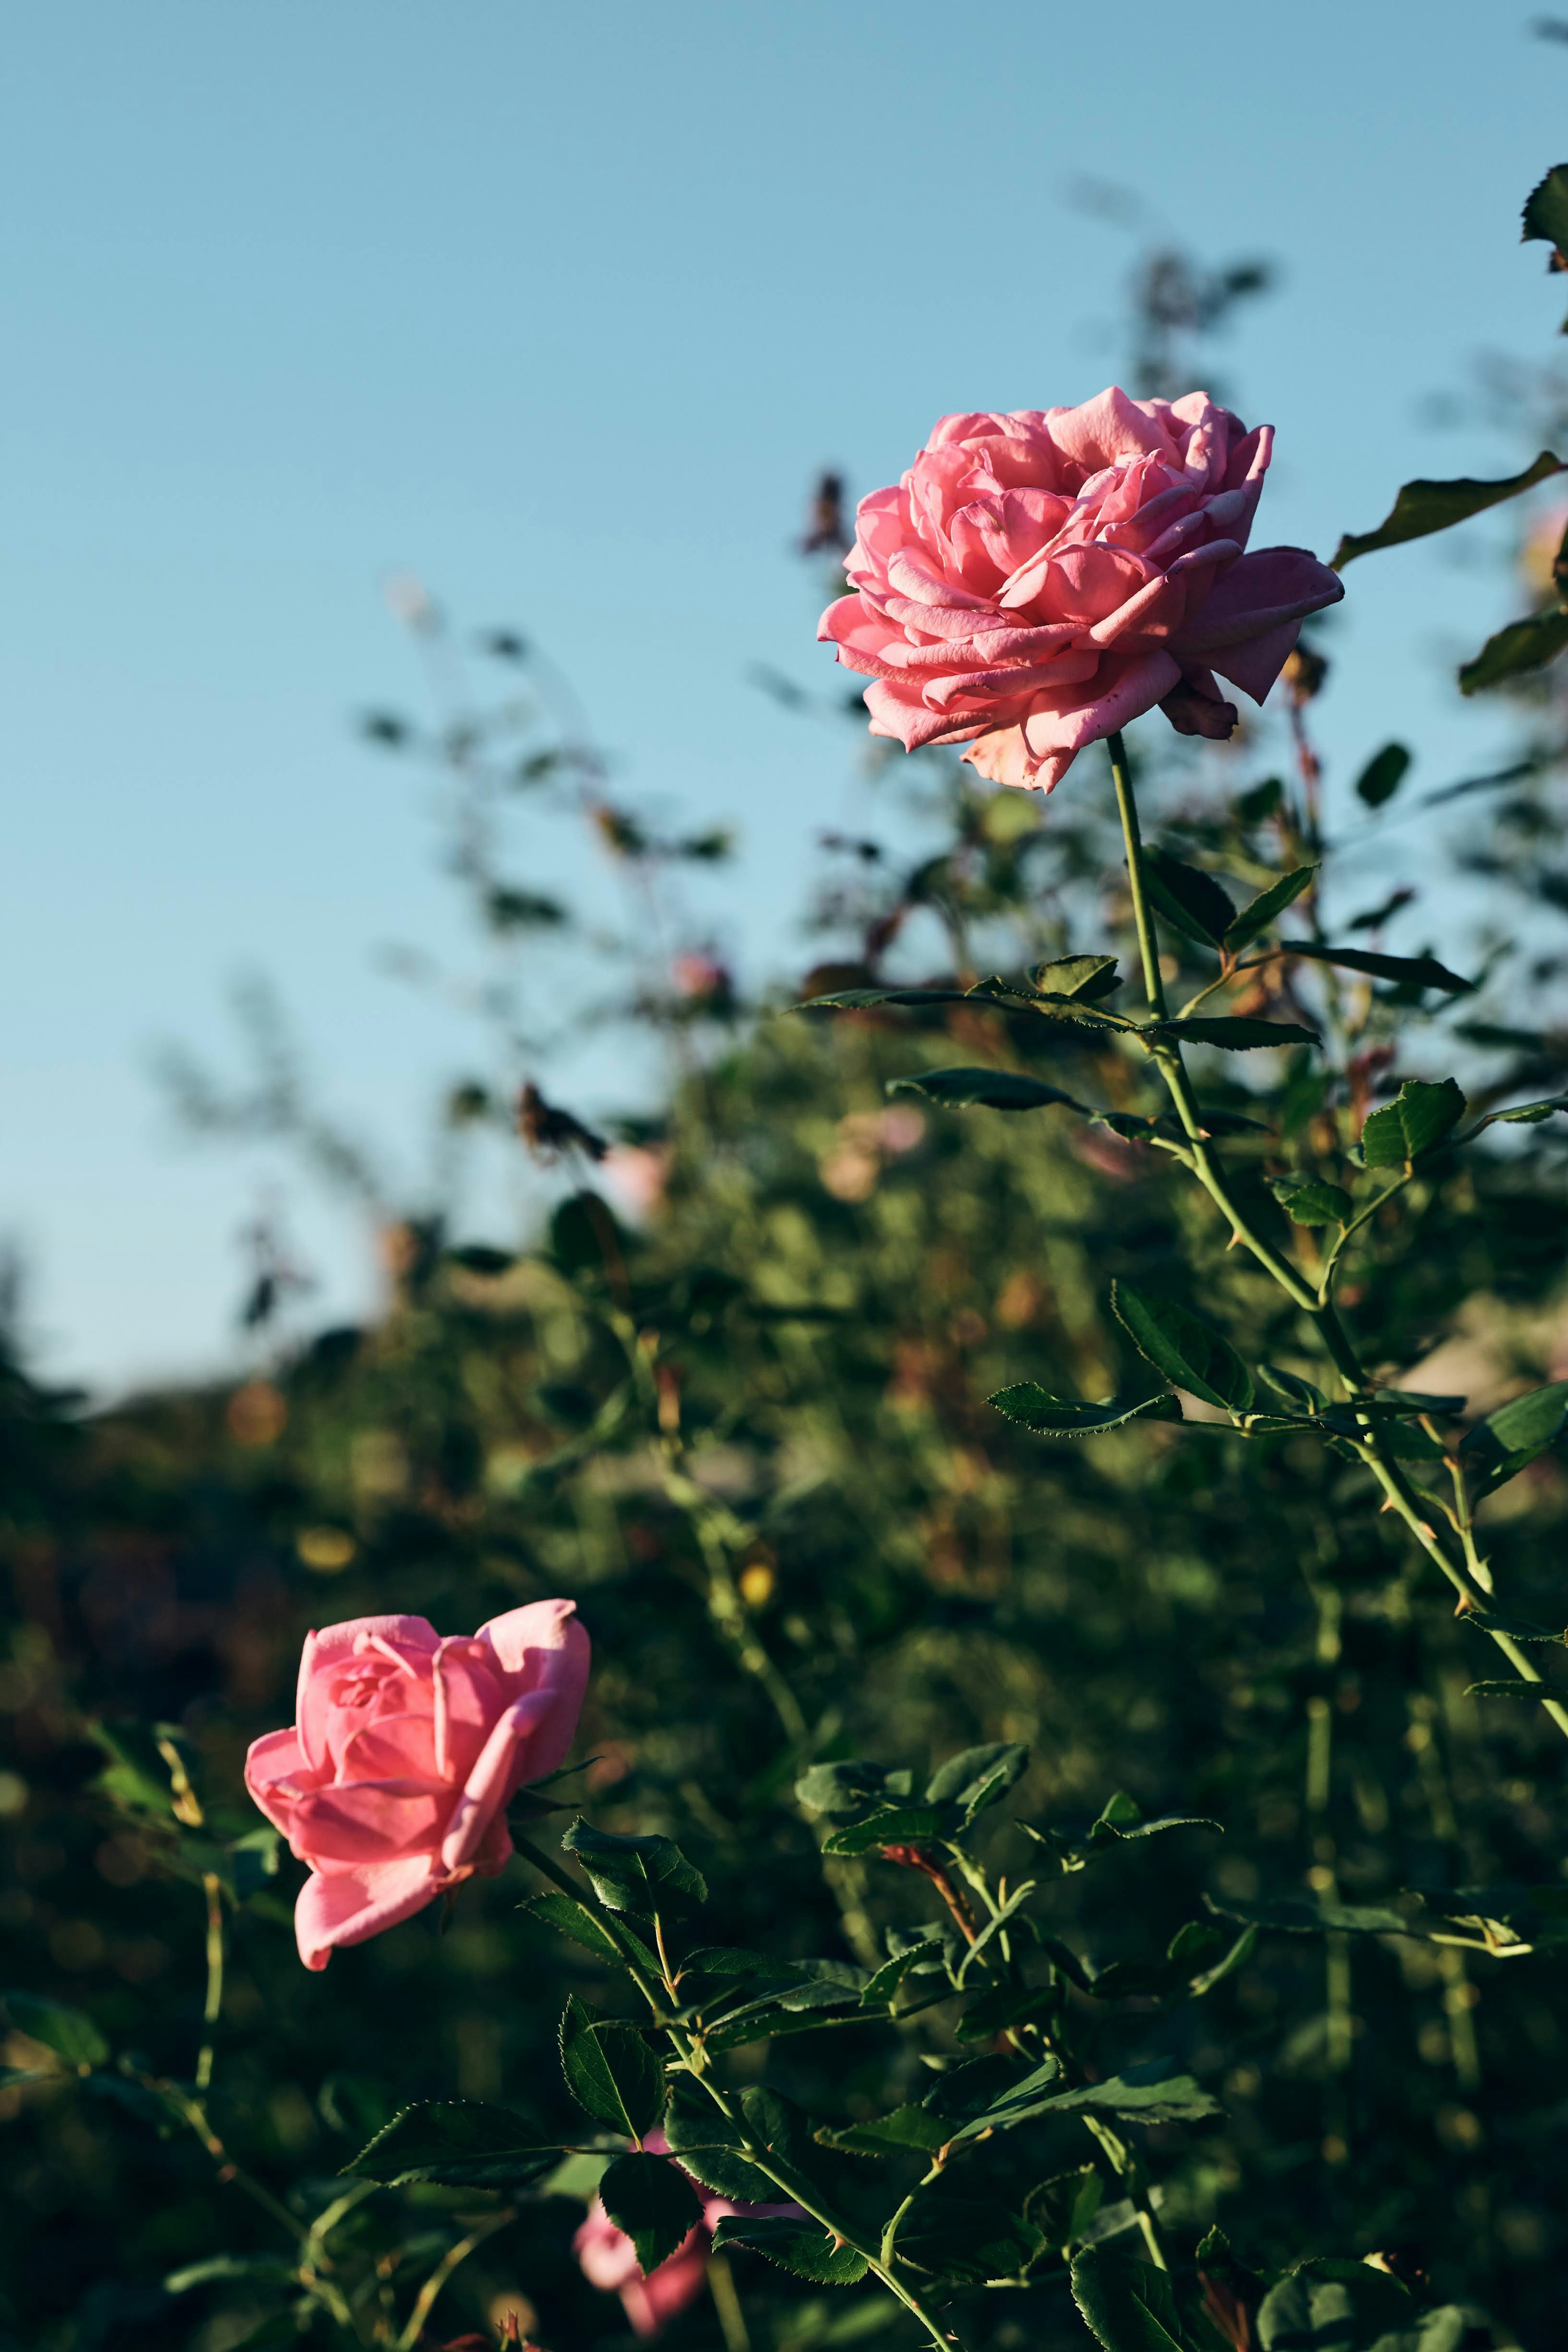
[1112,1283,1254,1415]
[859,1940,944,2006]
[968,975,1125,1030]
[924,2052,1038,2122]
[663,2093,777,2200]
[1031,954,1123,1001]
[522,1891,660,1975]
[1465,1680,1562,1701]
[1154,1017,1319,1050]
[989,1383,1176,1437]
[1354,741,1412,808]
[710,2216,868,2285]
[598,2151,704,2274]
[4,1993,108,2069]
[1332,451,1564,568]
[1359,1078,1466,1169]
[346,2101,560,2188]
[1036,2069,1221,2127]
[1025,2166,1105,2249]
[1477,1091,1568,1128]
[164,2254,300,2295]
[1459,606,1568,695]
[822,1806,946,1855]
[1208,1892,1424,1938]
[1270,1174,1352,1227]
[559,1999,664,2140]
[891,2191,1045,2283]
[886,1068,1086,1113]
[924,1742,1029,1812]
[955,1981,1063,2042]
[1144,849,1236,950]
[1524,162,1568,253]
[795,1761,914,1818]
[561,1819,706,1913]
[814,2102,949,2157]
[1222,863,1318,953]
[1071,2244,1188,2352]
[1256,2261,1412,2352]
[792,987,975,1012]
[1459,1378,1568,1494]
[1457,1605,1566,1641]
[1288,942,1473,994]
[1236,776,1284,823]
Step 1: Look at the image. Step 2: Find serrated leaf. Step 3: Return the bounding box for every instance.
[1354,741,1411,807]
[1332,451,1564,568]
[1524,162,1568,253]
[822,1805,946,1855]
[1072,2243,1187,2352]
[1222,862,1319,952]
[599,2151,704,2273]
[559,1999,664,2140]
[1031,954,1123,1001]
[925,2052,1041,2122]
[1459,607,1568,695]
[1256,2261,1413,2352]
[988,1383,1176,1436]
[663,2093,777,2200]
[1260,1364,1328,1411]
[1465,1680,1561,1700]
[1359,1078,1466,1169]
[1155,1016,1320,1050]
[1032,2069,1221,2128]
[1288,942,1473,993]
[860,1940,944,2006]
[815,2102,949,2156]
[886,1067,1086,1113]
[1144,849,1236,949]
[1457,1605,1567,1641]
[4,1994,108,2069]
[710,2217,868,2285]
[1270,1174,1352,1226]
[1208,1892,1424,1938]
[968,975,1125,1030]
[346,2101,560,2188]
[891,2191,1045,2283]
[1479,1091,1568,1128]
[1459,1377,1568,1495]
[955,1981,1063,2042]
[1026,2166,1105,2249]
[561,1819,706,1913]
[521,1891,659,1976]
[1112,1284,1254,1415]
[924,1741,1029,1810]
[792,987,976,1012]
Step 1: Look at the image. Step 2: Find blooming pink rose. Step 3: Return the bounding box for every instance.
[819,387,1343,791]
[245,1599,590,1970]
[574,2132,804,2339]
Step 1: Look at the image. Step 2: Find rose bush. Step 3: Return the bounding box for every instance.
[244,1598,589,1968]
[574,2133,804,2339]
[819,386,1342,790]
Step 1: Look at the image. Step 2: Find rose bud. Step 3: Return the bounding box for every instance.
[245,1601,589,1969]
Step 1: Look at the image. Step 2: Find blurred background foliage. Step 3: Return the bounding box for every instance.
[4,231,1568,2352]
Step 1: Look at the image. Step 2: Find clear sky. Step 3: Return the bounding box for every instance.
[4,0,1565,1397]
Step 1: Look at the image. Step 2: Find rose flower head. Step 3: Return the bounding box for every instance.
[820,387,1342,791]
[246,1599,589,1969]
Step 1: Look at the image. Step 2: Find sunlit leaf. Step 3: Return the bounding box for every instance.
[988,1383,1176,1436]
[1332,452,1564,568]
[1222,863,1318,953]
[1359,1078,1466,1169]
[1111,1284,1254,1415]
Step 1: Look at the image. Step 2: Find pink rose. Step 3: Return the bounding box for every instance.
[574,2132,804,2339]
[245,1599,590,1970]
[819,387,1343,791]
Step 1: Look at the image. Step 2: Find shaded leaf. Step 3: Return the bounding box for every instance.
[860,1941,944,2007]
[794,1761,913,1819]
[925,1741,1029,1813]
[1256,2260,1412,2352]
[1359,1079,1466,1169]
[1459,607,1568,696]
[1071,2243,1188,2351]
[663,2093,776,2201]
[561,1819,706,1913]
[886,1068,1086,1113]
[1154,1017,1319,1050]
[821,1806,946,1855]
[1222,863,1319,953]
[892,2191,1045,2283]
[1031,954,1123,1001]
[559,1999,664,2140]
[1354,742,1411,808]
[1270,1175,1352,1227]
[1464,1680,1561,1701]
[710,2216,868,2285]
[521,1891,659,1976]
[792,987,975,1012]
[1025,2166,1105,2249]
[955,1981,1064,2042]
[599,2151,704,2274]
[1288,943,1472,994]
[1523,162,1568,255]
[3,1994,107,2070]
[989,1382,1177,1437]
[1030,2069,1221,2128]
[1332,452,1564,568]
[347,2101,560,2188]
[1459,1377,1568,1495]
[1145,849,1236,949]
[1112,1284,1254,1415]
[814,2103,949,2157]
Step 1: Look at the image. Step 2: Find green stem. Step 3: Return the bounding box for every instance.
[195,1872,224,2094]
[1105,732,1568,1741]
[394,2208,515,2352]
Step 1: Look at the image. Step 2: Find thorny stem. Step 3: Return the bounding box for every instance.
[1105,732,1568,1740]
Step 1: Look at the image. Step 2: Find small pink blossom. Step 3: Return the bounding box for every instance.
[245,1601,589,1969]
[820,388,1342,792]
[574,2132,803,2339]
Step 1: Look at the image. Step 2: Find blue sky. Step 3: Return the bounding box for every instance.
[4,0,1565,1395]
